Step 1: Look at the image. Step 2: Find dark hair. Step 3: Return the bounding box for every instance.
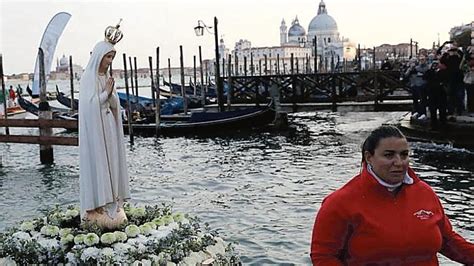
[361,125,405,163]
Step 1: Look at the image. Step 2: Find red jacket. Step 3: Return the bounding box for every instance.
[311,165,474,265]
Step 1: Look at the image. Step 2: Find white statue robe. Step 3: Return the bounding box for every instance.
[79,41,130,219]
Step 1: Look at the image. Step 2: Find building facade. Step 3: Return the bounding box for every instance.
[223,0,355,75]
[49,54,84,80]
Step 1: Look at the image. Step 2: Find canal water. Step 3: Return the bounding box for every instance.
[0,111,472,265]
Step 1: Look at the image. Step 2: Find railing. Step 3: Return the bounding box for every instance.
[224,70,411,105]
[0,119,77,146]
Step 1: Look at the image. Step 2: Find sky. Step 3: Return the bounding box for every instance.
[1,0,473,75]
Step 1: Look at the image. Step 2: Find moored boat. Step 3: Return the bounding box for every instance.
[126,102,277,136]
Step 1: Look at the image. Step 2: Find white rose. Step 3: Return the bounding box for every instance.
[59,228,72,238]
[20,221,35,232]
[172,212,185,223]
[74,234,85,245]
[40,225,60,237]
[12,231,31,241]
[65,209,79,219]
[80,246,101,261]
[144,222,157,230]
[60,234,74,245]
[139,224,153,236]
[161,215,174,225]
[83,233,100,246]
[114,231,128,242]
[100,232,117,245]
[125,225,140,238]
[100,247,115,258]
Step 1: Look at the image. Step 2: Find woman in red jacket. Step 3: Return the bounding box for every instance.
[310,125,474,265]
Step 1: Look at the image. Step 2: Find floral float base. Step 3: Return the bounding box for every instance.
[0,204,240,265]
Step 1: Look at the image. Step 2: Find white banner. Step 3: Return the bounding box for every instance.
[31,12,71,95]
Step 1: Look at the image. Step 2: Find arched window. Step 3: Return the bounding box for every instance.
[328,37,331,43]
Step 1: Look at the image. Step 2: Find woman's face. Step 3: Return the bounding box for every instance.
[99,51,116,73]
[365,137,410,184]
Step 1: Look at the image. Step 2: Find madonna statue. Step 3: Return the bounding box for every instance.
[78,21,130,229]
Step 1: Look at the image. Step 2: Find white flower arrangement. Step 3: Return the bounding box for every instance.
[0,204,240,265]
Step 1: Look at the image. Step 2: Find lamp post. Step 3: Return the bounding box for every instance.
[194,17,224,111]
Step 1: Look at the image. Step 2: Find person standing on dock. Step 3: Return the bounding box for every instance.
[463,46,474,112]
[425,58,447,129]
[440,44,465,116]
[79,22,130,229]
[8,85,16,107]
[405,57,429,120]
[310,125,474,265]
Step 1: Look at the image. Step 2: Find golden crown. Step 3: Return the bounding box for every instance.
[104,19,123,45]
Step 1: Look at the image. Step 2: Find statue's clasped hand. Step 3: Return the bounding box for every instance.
[106,77,115,96]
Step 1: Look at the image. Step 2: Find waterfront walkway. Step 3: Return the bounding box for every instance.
[397,112,474,149]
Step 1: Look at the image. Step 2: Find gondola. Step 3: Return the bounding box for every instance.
[163,80,195,96]
[56,87,79,110]
[163,79,220,99]
[126,101,277,136]
[26,85,39,99]
[17,94,77,120]
[189,79,218,98]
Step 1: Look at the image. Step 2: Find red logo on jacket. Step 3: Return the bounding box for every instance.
[413,209,434,220]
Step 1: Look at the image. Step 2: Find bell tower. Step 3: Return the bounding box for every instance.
[280,19,287,45]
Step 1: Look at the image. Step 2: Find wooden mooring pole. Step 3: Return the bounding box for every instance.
[149,55,160,135]
[227,54,232,109]
[155,47,161,134]
[38,48,54,164]
[128,57,135,102]
[0,53,9,135]
[134,57,139,99]
[199,46,205,107]
[123,53,134,144]
[193,55,197,96]
[69,55,75,112]
[179,45,188,115]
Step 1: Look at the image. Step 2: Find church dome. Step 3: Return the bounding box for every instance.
[288,16,306,37]
[308,0,338,32]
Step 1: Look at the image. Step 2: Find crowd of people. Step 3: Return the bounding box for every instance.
[400,41,474,129]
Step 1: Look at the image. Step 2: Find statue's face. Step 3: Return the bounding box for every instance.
[99,51,116,73]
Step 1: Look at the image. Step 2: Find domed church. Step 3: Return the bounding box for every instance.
[230,0,355,75]
[280,0,345,64]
